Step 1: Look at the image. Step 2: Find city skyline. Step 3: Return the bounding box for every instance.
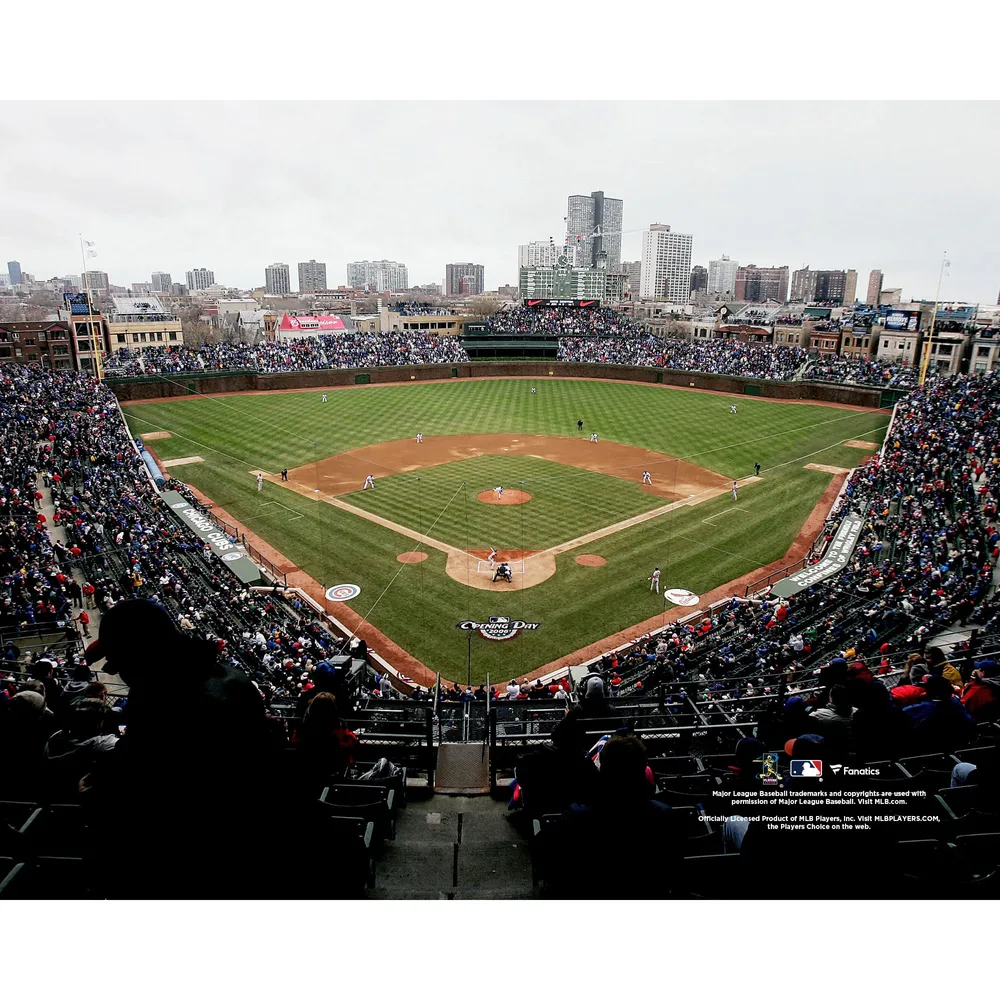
[1,102,999,302]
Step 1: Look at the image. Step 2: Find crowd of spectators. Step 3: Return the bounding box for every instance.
[102,330,470,377]
[485,305,648,339]
[805,357,922,389]
[559,334,807,379]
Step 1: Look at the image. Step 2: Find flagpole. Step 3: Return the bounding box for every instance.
[79,235,104,381]
[918,251,948,388]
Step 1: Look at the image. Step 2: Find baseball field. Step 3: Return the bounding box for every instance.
[121,377,890,684]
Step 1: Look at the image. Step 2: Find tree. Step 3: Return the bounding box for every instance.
[469,297,500,318]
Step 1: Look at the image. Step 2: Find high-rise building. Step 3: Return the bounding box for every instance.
[131,282,154,296]
[151,272,173,293]
[690,265,708,294]
[708,256,739,298]
[80,270,110,293]
[623,260,641,297]
[297,260,328,293]
[880,288,902,306]
[639,225,693,303]
[186,268,215,291]
[445,263,485,296]
[735,265,790,303]
[566,190,623,271]
[7,261,23,286]
[346,260,409,293]
[866,269,884,306]
[519,241,578,269]
[844,269,858,306]
[264,262,291,296]
[791,267,854,305]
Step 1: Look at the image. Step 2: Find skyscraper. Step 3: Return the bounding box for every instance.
[151,271,172,293]
[445,263,485,296]
[297,260,328,293]
[639,225,693,303]
[735,265,790,303]
[708,256,739,298]
[80,270,110,292]
[623,261,642,297]
[690,265,708,294]
[844,269,858,306]
[566,190,623,271]
[7,261,23,286]
[186,268,215,291]
[346,260,409,293]
[866,269,884,306]
[264,263,291,296]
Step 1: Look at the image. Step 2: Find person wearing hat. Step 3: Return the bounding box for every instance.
[83,599,271,898]
[959,660,1000,722]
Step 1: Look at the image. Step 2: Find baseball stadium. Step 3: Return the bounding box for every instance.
[2,302,1000,901]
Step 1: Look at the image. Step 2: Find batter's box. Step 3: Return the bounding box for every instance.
[476,560,526,575]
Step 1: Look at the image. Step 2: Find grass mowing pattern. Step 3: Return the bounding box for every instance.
[348,454,668,550]
[123,378,890,682]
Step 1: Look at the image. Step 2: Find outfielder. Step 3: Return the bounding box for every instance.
[649,566,661,594]
[642,470,652,485]
[363,474,376,490]
[322,394,328,403]
[730,404,737,414]
[256,473,264,492]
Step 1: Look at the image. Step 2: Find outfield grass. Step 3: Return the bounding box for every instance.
[123,378,890,682]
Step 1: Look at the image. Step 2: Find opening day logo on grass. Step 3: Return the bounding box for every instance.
[456,616,542,641]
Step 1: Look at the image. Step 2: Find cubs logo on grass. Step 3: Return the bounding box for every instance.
[456,616,541,641]
[326,584,361,602]
[664,588,699,607]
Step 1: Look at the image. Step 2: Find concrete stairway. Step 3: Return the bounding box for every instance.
[368,795,536,900]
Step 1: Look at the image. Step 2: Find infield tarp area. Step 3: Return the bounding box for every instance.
[770,512,865,598]
[161,489,262,585]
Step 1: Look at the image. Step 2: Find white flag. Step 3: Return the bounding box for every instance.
[83,239,96,247]
[87,249,98,258]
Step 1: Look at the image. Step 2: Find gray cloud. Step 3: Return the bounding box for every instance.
[1,100,997,302]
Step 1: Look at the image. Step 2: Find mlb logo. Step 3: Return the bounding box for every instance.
[790,759,823,778]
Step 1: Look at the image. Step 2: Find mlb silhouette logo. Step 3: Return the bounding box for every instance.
[790,759,823,778]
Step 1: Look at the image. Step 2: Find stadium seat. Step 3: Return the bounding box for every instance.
[320,784,396,842]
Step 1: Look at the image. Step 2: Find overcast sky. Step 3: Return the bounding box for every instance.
[1,101,998,303]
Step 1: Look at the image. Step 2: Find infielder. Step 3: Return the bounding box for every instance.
[730,404,737,414]
[732,480,739,501]
[416,432,423,444]
[363,474,376,490]
[322,394,328,403]
[256,473,264,492]
[649,566,661,594]
[642,470,652,485]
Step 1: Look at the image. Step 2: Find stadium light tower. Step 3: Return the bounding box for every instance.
[918,251,950,387]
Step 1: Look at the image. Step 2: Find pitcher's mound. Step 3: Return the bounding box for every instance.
[477,489,531,505]
[575,554,606,566]
[397,552,428,564]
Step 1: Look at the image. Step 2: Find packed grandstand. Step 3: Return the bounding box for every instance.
[98,305,936,389]
[2,350,999,899]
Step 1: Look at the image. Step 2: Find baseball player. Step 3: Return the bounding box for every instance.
[321,394,328,403]
[494,485,503,500]
[416,432,423,444]
[730,404,737,414]
[363,474,376,491]
[642,470,652,485]
[577,419,584,432]
[649,566,660,594]
[487,546,497,568]
[732,480,739,501]
[754,461,761,476]
[531,387,536,394]
[256,473,264,492]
